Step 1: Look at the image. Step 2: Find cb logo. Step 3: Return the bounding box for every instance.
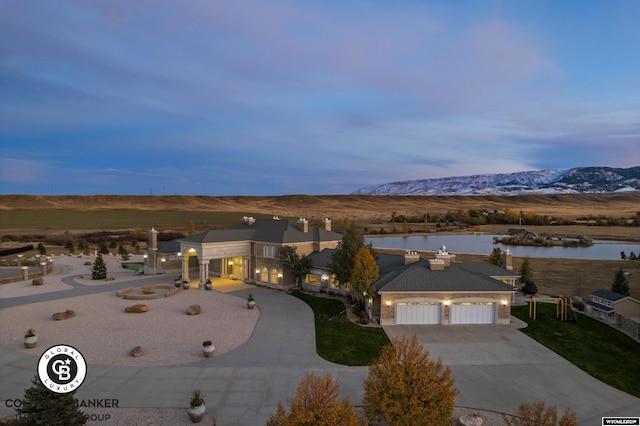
[37,344,87,394]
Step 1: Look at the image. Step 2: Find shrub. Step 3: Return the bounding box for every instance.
[503,402,577,426]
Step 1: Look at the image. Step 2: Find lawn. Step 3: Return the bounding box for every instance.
[291,292,390,366]
[512,302,640,398]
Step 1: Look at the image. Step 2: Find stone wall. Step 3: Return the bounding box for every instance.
[616,314,640,342]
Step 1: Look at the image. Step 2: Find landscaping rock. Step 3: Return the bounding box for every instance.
[187,305,202,315]
[131,346,144,357]
[458,414,483,426]
[52,309,75,320]
[125,304,149,313]
[32,277,44,286]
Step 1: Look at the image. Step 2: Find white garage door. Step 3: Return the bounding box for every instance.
[451,302,495,324]
[396,302,441,324]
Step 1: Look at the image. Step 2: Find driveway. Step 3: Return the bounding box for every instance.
[384,322,640,423]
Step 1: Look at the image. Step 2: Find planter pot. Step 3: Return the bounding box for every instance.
[24,335,37,349]
[182,282,190,290]
[202,343,215,358]
[247,300,256,310]
[204,282,212,291]
[187,404,206,423]
[174,280,182,288]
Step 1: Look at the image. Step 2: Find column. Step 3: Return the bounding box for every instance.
[21,266,29,280]
[17,255,23,266]
[182,256,190,282]
[199,259,207,289]
[40,262,47,275]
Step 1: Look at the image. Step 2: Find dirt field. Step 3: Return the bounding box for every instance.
[1,193,639,300]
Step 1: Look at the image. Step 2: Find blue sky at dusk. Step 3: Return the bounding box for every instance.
[1,1,639,196]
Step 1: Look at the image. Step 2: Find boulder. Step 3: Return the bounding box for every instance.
[186,305,202,315]
[32,277,44,286]
[125,304,149,313]
[131,346,144,357]
[458,414,483,426]
[52,310,75,320]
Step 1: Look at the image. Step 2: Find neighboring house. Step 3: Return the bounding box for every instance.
[307,246,520,325]
[585,289,640,325]
[143,216,341,288]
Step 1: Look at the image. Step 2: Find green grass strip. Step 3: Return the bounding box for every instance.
[291,292,390,366]
[512,303,640,398]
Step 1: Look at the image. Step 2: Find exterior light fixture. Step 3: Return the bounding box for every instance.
[255,269,260,275]
[161,258,165,263]
[385,300,392,307]
[444,300,451,306]
[501,299,508,306]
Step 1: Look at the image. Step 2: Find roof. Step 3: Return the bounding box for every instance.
[179,218,343,245]
[585,301,614,312]
[376,262,515,293]
[309,248,515,293]
[591,289,628,302]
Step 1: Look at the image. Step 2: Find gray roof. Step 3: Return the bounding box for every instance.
[157,239,181,254]
[309,248,515,293]
[376,262,515,293]
[591,289,628,302]
[180,218,343,245]
[585,300,614,312]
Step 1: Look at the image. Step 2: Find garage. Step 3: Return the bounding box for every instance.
[396,301,441,324]
[450,302,495,324]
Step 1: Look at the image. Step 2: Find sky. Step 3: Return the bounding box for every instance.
[1,0,639,196]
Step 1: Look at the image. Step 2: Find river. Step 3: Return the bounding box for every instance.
[365,234,640,260]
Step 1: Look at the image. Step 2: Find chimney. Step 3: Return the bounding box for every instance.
[428,259,445,270]
[242,216,256,226]
[435,244,453,266]
[322,218,332,232]
[404,250,420,265]
[148,227,158,251]
[297,217,309,233]
[503,249,513,271]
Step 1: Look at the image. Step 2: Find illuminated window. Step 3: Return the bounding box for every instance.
[270,268,279,284]
[261,267,268,282]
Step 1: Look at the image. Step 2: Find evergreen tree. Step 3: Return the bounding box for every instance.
[278,246,311,288]
[519,258,533,285]
[91,252,107,280]
[611,268,630,296]
[118,244,130,260]
[37,242,47,255]
[65,240,75,254]
[488,247,503,266]
[15,375,87,425]
[328,228,367,287]
[187,220,196,235]
[98,241,109,255]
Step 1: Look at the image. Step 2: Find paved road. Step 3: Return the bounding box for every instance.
[2,270,639,424]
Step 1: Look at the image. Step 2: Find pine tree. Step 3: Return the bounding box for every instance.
[488,247,503,266]
[187,220,196,235]
[519,258,533,285]
[611,268,630,296]
[92,252,107,280]
[15,375,87,425]
[37,242,47,255]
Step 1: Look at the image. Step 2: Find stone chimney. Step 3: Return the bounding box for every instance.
[242,216,256,226]
[404,250,420,265]
[428,259,445,270]
[148,227,158,251]
[297,217,309,233]
[503,249,513,271]
[435,245,455,266]
[322,218,332,232]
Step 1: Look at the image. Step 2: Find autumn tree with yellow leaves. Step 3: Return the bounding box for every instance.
[266,373,365,426]
[363,335,458,426]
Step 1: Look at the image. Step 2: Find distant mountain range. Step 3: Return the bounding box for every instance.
[352,166,640,196]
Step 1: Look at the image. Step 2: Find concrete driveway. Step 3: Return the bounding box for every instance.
[384,321,640,424]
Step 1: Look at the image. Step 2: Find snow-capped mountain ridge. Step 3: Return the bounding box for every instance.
[352,167,640,196]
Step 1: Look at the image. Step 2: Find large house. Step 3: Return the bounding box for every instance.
[307,245,520,325]
[143,216,342,288]
[145,219,519,325]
